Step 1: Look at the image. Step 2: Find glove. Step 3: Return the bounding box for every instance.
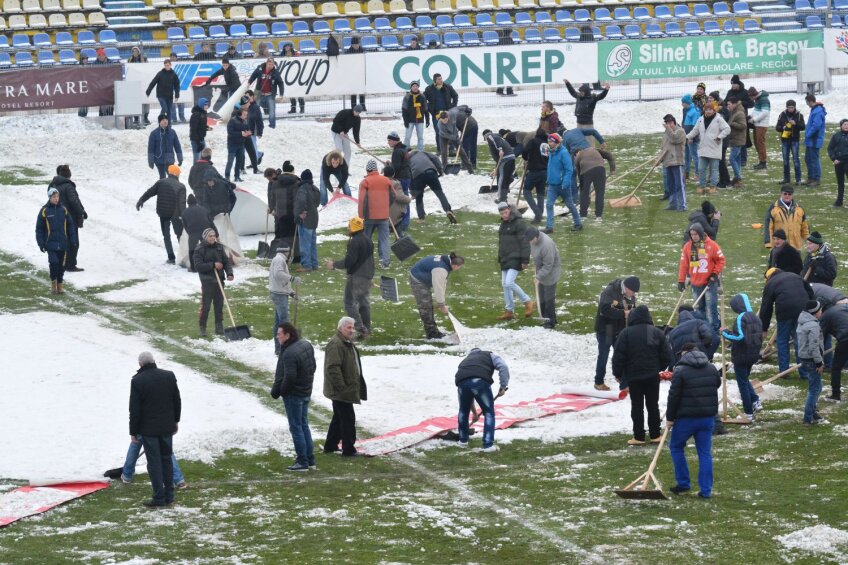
[149,163,154,169]
[39,246,46,253]
[708,273,718,284]
[497,387,508,397]
[82,212,88,220]
[178,161,183,167]
[292,276,302,285]
[678,282,686,292]
[136,202,143,211]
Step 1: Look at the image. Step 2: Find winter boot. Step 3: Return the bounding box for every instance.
[199,327,207,337]
[50,280,58,294]
[56,283,65,294]
[696,186,705,195]
[446,210,457,224]
[708,186,718,194]
[627,438,646,446]
[753,162,767,170]
[524,300,535,318]
[215,323,224,336]
[496,310,514,321]
[299,102,305,113]
[594,383,610,391]
[289,103,297,114]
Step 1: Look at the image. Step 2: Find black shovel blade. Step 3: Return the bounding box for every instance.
[104,467,123,479]
[224,325,252,341]
[444,164,462,175]
[391,236,421,261]
[257,241,271,259]
[478,185,497,194]
[615,489,668,500]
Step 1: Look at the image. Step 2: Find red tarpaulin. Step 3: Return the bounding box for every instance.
[0,482,109,527]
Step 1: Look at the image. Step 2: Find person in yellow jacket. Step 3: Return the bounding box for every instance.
[763,184,810,250]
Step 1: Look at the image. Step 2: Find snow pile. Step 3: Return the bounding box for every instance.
[0,312,287,481]
[775,525,848,561]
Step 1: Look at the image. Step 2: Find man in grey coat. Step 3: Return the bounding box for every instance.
[437,110,474,173]
[526,226,561,329]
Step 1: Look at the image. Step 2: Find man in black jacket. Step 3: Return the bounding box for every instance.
[802,231,837,286]
[594,276,640,391]
[666,343,721,497]
[483,129,516,204]
[386,132,411,229]
[248,57,283,129]
[204,58,241,114]
[193,228,234,336]
[136,164,187,264]
[612,305,671,445]
[760,267,815,374]
[49,165,87,272]
[326,217,374,339]
[271,323,317,471]
[821,303,848,401]
[294,169,321,272]
[201,168,237,217]
[188,97,210,164]
[331,105,363,165]
[146,59,180,124]
[521,129,548,224]
[564,80,610,129]
[181,194,215,272]
[496,202,533,321]
[128,351,181,508]
[266,162,299,241]
[423,73,458,151]
[766,229,803,275]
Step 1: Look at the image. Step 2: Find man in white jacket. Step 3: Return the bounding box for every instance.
[687,102,730,195]
[749,86,771,170]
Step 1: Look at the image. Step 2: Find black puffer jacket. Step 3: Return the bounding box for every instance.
[146,68,180,100]
[684,210,719,242]
[666,350,720,421]
[268,173,299,219]
[271,337,316,398]
[330,109,361,144]
[522,131,548,172]
[594,278,637,342]
[612,305,671,386]
[827,130,848,162]
[668,309,712,365]
[565,82,609,125]
[332,231,374,278]
[137,175,186,219]
[202,169,237,216]
[188,159,218,194]
[181,201,216,237]
[760,270,815,329]
[49,175,86,227]
[497,207,529,271]
[193,240,232,283]
[802,244,837,286]
[189,105,209,143]
[767,244,803,275]
[821,303,848,342]
[390,143,411,180]
[294,179,320,230]
[721,293,763,366]
[205,64,241,91]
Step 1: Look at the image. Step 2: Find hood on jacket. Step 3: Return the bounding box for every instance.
[324,150,345,167]
[681,94,693,105]
[192,105,206,114]
[798,311,818,326]
[578,83,591,95]
[628,304,653,326]
[688,222,705,239]
[730,293,753,315]
[202,168,219,182]
[678,309,695,324]
[677,349,711,369]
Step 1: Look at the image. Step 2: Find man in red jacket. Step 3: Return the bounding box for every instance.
[678,222,726,333]
[358,159,393,269]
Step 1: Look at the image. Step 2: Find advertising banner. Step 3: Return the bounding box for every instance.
[599,31,823,81]
[824,28,848,69]
[0,65,122,112]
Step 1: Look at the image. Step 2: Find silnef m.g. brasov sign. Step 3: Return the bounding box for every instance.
[600,31,823,81]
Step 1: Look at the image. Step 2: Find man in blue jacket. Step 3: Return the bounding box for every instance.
[36,187,77,294]
[544,133,580,233]
[803,94,827,187]
[148,114,183,180]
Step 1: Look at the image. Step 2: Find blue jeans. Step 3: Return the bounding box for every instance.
[123,436,184,485]
[191,140,206,164]
[398,178,411,230]
[157,97,175,124]
[776,318,801,375]
[176,102,186,122]
[546,183,580,230]
[140,435,175,504]
[666,165,686,211]
[457,378,495,447]
[595,331,614,385]
[669,416,714,496]
[781,140,801,183]
[805,145,821,181]
[692,282,719,333]
[258,92,276,128]
[733,362,759,415]
[801,360,822,422]
[297,225,318,270]
[824,333,833,369]
[270,291,289,354]
[225,145,245,180]
[501,268,530,312]
[729,146,743,180]
[319,171,351,206]
[365,219,391,268]
[523,170,546,220]
[698,156,719,188]
[404,122,425,151]
[283,394,315,466]
[685,140,700,175]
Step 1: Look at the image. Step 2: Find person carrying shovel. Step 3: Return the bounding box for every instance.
[437,110,474,175]
[194,228,234,337]
[409,253,465,340]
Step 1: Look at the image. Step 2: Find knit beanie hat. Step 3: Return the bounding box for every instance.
[701,201,716,216]
[806,300,822,314]
[300,169,313,182]
[730,74,742,86]
[808,231,824,245]
[157,114,168,122]
[366,159,378,172]
[773,229,787,241]
[47,187,59,197]
[282,160,295,173]
[202,228,216,240]
[623,276,641,292]
[387,131,400,141]
[167,164,181,176]
[197,97,209,108]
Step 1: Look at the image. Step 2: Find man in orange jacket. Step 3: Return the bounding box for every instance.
[358,159,393,268]
[678,222,726,333]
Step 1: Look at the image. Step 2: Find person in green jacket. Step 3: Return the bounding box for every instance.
[323,317,367,457]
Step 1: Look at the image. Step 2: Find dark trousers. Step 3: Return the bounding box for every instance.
[411,170,452,219]
[718,144,731,187]
[409,274,437,336]
[141,435,174,504]
[344,275,371,333]
[350,95,365,109]
[212,88,230,113]
[832,340,848,399]
[522,169,546,221]
[595,330,615,384]
[47,250,66,283]
[274,215,296,240]
[538,282,557,327]
[579,166,605,217]
[628,377,661,441]
[187,232,201,270]
[65,224,80,268]
[497,159,516,203]
[155,163,167,180]
[199,277,224,330]
[159,216,184,261]
[325,400,357,455]
[225,145,245,181]
[244,136,259,172]
[462,122,478,166]
[835,161,848,205]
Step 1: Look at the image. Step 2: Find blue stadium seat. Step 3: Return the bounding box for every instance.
[271,22,290,36]
[693,4,710,17]
[455,14,472,26]
[665,22,683,36]
[795,0,813,10]
[15,52,34,67]
[443,31,461,46]
[684,21,702,34]
[401,34,417,47]
[188,26,207,40]
[209,25,228,39]
[422,32,440,47]
[299,39,318,54]
[713,2,731,15]
[33,33,52,48]
[462,31,480,45]
[743,18,761,31]
[396,16,414,30]
[167,27,185,42]
[59,49,77,64]
[80,48,97,59]
[673,5,692,18]
[814,0,828,8]
[835,0,848,9]
[278,40,294,52]
[355,17,373,31]
[806,14,823,27]
[574,8,590,21]
[624,24,641,38]
[633,6,650,20]
[314,20,331,33]
[172,44,191,58]
[436,14,453,27]
[512,29,523,43]
[77,31,96,45]
[292,21,310,34]
[0,37,8,50]
[343,36,352,49]
[645,22,663,37]
[482,29,499,44]
[555,9,572,22]
[495,12,512,25]
[361,35,378,49]
[525,28,541,41]
[724,19,740,32]
[229,24,248,38]
[38,50,56,66]
[592,26,602,40]
[12,34,31,49]
[564,27,580,41]
[251,23,269,37]
[55,32,74,46]
[476,13,493,25]
[515,11,532,25]
[594,8,611,22]
[381,34,400,49]
[543,28,560,41]
[416,15,434,29]
[375,17,392,30]
[733,1,751,15]
[99,30,117,44]
[654,5,672,19]
[535,12,552,24]
[105,47,121,61]
[613,7,631,21]
[605,25,623,39]
[831,14,843,27]
[704,20,721,34]
[0,53,11,68]
[332,19,351,33]
[215,43,229,56]
[318,38,328,52]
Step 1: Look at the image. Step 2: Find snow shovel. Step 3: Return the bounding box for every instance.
[664,285,689,327]
[751,345,835,394]
[608,153,664,209]
[471,387,506,425]
[104,449,144,479]
[444,121,468,175]
[389,220,420,261]
[257,212,272,259]
[380,275,400,302]
[214,273,251,341]
[344,133,388,165]
[479,155,503,194]
[615,425,669,500]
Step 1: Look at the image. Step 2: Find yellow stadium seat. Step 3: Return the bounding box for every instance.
[367,0,384,13]
[30,13,48,26]
[87,11,106,25]
[298,3,316,16]
[344,1,362,15]
[275,3,293,18]
[388,0,405,12]
[48,13,67,25]
[230,5,247,19]
[183,7,201,20]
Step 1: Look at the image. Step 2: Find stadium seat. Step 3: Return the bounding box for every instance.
[456,0,472,10]
[38,50,56,66]
[462,30,480,44]
[455,14,472,26]
[30,14,48,27]
[271,22,290,35]
[251,23,269,36]
[214,42,228,55]
[543,27,560,41]
[183,8,201,22]
[712,2,731,15]
[795,0,813,10]
[435,0,452,12]
[167,27,185,41]
[230,6,247,20]
[43,0,60,9]
[55,31,73,45]
[477,0,494,9]
[733,1,751,15]
[77,30,96,44]
[723,19,740,32]
[512,29,522,43]
[345,1,363,15]
[33,32,51,47]
[0,53,11,68]
[665,21,682,36]
[0,17,5,31]
[236,41,254,57]
[197,0,215,5]
[3,0,21,12]
[188,26,206,39]
[59,48,77,64]
[693,3,710,17]
[206,7,224,21]
[389,0,406,13]
[209,24,227,38]
[645,22,662,36]
[494,12,511,24]
[422,31,440,46]
[443,31,461,46]
[806,14,823,27]
[63,0,80,9]
[814,0,828,8]
[604,24,622,39]
[253,6,271,20]
[276,4,294,18]
[476,13,493,25]
[48,13,68,26]
[151,0,169,6]
[277,40,293,52]
[299,3,316,17]
[416,15,434,28]
[368,0,385,14]
[104,46,120,61]
[80,47,96,59]
[831,14,843,27]
[654,5,672,18]
[99,29,117,43]
[396,16,413,29]
[673,5,692,18]
[592,26,601,40]
[229,24,248,38]
[832,0,846,8]
[624,23,640,38]
[381,34,400,48]
[15,51,34,66]
[564,27,579,40]
[333,19,351,32]
[555,9,573,22]
[313,19,331,33]
[82,0,99,9]
[482,29,498,44]
[574,8,590,21]
[496,0,515,8]
[633,6,650,20]
[515,11,532,24]
[613,7,631,21]
[535,11,552,24]
[321,1,339,15]
[524,28,541,41]
[436,14,454,27]
[684,21,702,34]
[174,0,191,6]
[704,19,721,33]
[21,0,37,11]
[374,16,392,30]
[401,33,417,46]
[292,20,310,34]
[594,8,611,21]
[412,0,428,12]
[12,33,30,48]
[172,44,190,58]
[299,38,318,54]
[742,18,760,31]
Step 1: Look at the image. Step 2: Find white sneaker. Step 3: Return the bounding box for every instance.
[120,474,132,484]
[753,399,763,412]
[744,413,755,423]
[457,441,468,448]
[482,445,499,453]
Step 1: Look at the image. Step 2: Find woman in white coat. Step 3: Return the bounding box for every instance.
[687,102,730,194]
